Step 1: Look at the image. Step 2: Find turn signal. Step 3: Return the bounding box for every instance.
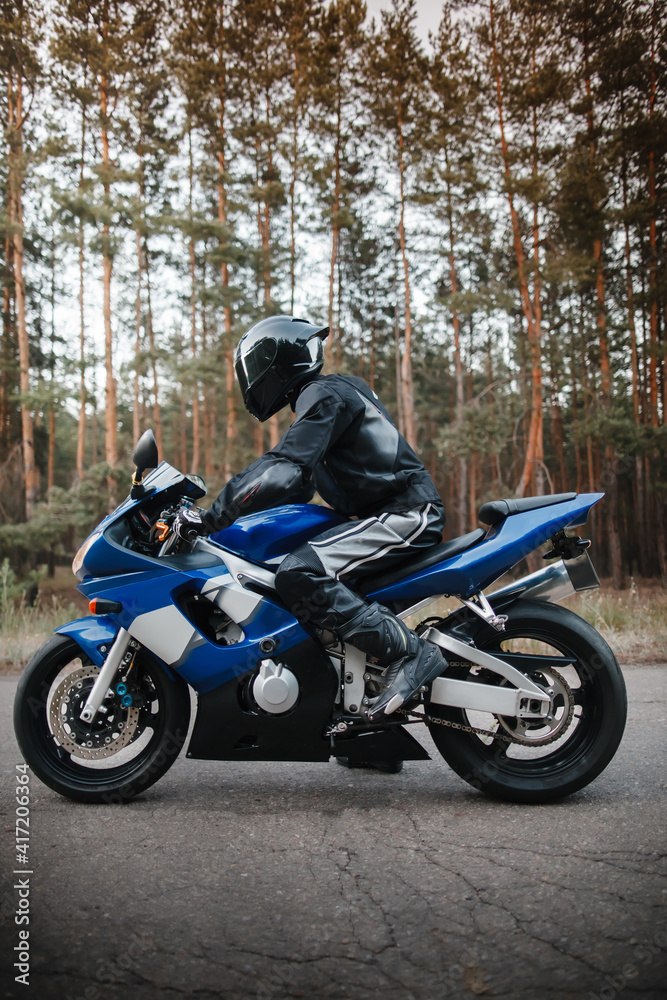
[89,598,123,614]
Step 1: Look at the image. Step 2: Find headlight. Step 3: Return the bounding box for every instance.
[72,532,101,580]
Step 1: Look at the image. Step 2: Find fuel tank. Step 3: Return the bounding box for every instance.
[209,503,346,564]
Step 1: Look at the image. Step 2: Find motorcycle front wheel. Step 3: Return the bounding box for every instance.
[426,600,627,803]
[14,634,191,803]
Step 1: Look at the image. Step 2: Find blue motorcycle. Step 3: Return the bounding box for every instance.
[14,431,627,804]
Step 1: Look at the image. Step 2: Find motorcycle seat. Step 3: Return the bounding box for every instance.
[477,492,577,527]
[357,528,486,595]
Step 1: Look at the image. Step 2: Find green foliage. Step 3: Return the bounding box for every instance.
[0,464,113,564]
[0,0,665,587]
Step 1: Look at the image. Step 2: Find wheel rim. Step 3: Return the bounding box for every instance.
[25,645,170,789]
[430,619,608,780]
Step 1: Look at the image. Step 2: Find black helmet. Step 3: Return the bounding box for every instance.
[235,315,329,421]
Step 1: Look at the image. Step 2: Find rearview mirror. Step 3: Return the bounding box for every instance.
[132,429,158,476]
[131,430,159,498]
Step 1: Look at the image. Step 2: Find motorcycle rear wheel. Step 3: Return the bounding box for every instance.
[14,634,190,803]
[426,600,627,803]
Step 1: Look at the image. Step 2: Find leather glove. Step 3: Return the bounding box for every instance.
[173,508,208,541]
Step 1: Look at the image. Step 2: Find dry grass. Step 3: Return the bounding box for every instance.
[0,565,83,675]
[563,583,667,663]
[0,595,79,674]
[405,580,667,665]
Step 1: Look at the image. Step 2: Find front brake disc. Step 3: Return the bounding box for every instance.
[49,663,140,761]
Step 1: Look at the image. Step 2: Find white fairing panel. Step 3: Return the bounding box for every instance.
[200,573,262,625]
[129,605,203,666]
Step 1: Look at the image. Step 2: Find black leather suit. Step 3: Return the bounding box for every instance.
[203,374,445,644]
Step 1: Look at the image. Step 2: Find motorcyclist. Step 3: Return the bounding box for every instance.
[173,315,448,736]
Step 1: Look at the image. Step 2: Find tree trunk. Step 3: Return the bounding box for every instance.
[325,49,342,372]
[489,0,541,498]
[77,218,87,479]
[393,252,404,435]
[47,239,57,497]
[189,235,200,471]
[583,13,624,588]
[622,146,649,574]
[8,65,36,518]
[0,230,13,458]
[444,144,467,535]
[142,234,161,458]
[201,288,215,480]
[527,49,545,497]
[76,110,87,480]
[91,377,99,466]
[187,126,199,471]
[647,0,659,428]
[261,90,279,450]
[216,14,236,481]
[47,404,55,495]
[179,395,187,473]
[570,324,582,493]
[133,229,143,449]
[549,331,566,492]
[579,305,595,493]
[369,297,377,392]
[468,451,478,531]
[396,96,416,450]
[100,10,117,506]
[289,33,300,313]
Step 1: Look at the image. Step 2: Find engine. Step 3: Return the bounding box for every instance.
[252,659,299,714]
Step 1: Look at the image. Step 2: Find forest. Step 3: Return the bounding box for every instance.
[0,0,665,590]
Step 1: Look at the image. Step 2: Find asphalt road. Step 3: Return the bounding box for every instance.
[0,664,666,1000]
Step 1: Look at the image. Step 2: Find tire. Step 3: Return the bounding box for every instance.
[14,634,191,804]
[426,600,627,803]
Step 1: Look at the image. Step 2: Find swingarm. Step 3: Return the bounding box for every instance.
[424,628,553,720]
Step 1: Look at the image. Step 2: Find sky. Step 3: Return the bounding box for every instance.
[364,0,445,42]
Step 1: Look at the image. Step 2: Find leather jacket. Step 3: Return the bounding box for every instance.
[202,374,443,532]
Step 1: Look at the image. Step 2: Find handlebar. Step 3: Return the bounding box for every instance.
[154,502,201,549]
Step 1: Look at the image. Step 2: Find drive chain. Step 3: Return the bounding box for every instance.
[397,666,575,747]
[396,707,516,744]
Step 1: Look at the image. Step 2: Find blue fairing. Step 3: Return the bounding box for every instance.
[72,560,311,695]
[211,504,346,562]
[56,616,120,666]
[74,461,206,581]
[366,492,604,602]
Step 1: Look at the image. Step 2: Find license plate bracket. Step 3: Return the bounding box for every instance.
[564,551,600,592]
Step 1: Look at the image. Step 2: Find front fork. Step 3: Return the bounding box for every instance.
[79,628,132,723]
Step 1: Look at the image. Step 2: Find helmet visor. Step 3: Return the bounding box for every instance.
[236,338,278,396]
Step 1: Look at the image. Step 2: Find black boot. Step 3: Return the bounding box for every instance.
[337,602,412,662]
[337,602,447,720]
[367,636,446,719]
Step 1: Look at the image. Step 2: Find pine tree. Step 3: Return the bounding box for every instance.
[311,0,367,371]
[123,0,172,458]
[52,0,132,506]
[50,11,98,482]
[367,0,427,450]
[171,0,245,476]
[428,3,484,532]
[0,0,42,518]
